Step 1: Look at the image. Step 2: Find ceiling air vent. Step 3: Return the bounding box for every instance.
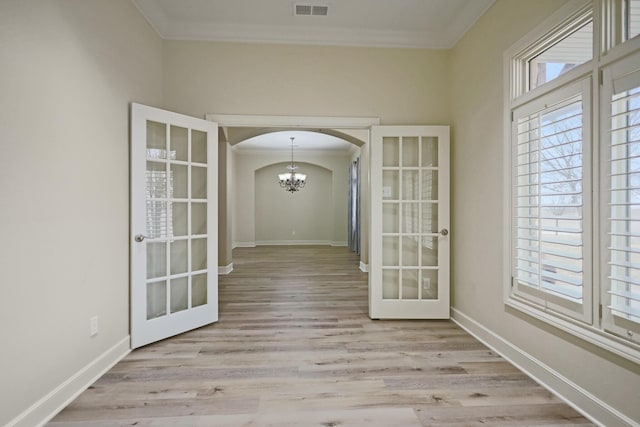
[295,4,329,16]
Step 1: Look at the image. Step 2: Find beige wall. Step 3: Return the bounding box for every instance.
[0,1,162,425]
[233,150,351,246]
[450,0,640,423]
[163,41,450,124]
[255,163,333,243]
[163,41,449,262]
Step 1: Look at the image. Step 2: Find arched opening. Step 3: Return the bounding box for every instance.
[212,116,377,275]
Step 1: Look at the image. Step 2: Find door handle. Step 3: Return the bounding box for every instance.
[440,228,449,236]
[134,234,149,242]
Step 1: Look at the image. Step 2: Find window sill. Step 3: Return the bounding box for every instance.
[505,296,640,365]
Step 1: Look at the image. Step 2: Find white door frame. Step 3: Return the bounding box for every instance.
[206,113,379,271]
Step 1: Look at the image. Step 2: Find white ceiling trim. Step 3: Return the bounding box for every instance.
[133,0,496,50]
[162,21,455,49]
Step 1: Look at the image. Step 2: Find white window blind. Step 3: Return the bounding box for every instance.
[514,94,585,304]
[609,82,640,325]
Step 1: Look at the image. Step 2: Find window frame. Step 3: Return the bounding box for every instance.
[600,49,640,346]
[510,77,593,324]
[504,0,640,364]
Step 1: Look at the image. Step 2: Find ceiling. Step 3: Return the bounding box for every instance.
[234,130,355,152]
[132,0,495,49]
[136,1,495,152]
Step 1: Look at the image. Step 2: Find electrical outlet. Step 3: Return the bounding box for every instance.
[422,278,432,291]
[90,316,98,337]
[292,230,296,236]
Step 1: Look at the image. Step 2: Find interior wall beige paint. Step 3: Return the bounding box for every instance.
[162,41,450,124]
[233,150,350,246]
[450,0,640,422]
[0,1,162,425]
[255,163,333,243]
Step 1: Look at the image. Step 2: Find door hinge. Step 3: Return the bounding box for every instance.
[599,69,603,86]
[599,303,603,319]
[511,111,514,122]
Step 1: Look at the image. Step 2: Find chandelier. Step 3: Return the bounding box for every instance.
[278,137,307,193]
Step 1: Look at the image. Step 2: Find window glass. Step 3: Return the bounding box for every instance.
[625,0,640,41]
[608,85,640,325]
[528,22,593,90]
[514,95,585,303]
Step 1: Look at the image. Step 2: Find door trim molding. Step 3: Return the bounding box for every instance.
[205,114,380,129]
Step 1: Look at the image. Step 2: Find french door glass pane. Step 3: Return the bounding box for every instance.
[403,236,419,266]
[422,269,438,299]
[170,240,188,275]
[144,118,210,321]
[383,137,399,167]
[170,277,189,313]
[172,203,188,236]
[422,170,438,200]
[422,237,438,267]
[422,137,438,167]
[383,203,399,233]
[383,171,399,200]
[383,269,400,299]
[147,281,167,320]
[192,273,208,307]
[403,171,419,200]
[381,135,441,301]
[192,238,207,271]
[402,269,419,299]
[422,203,438,233]
[170,126,188,161]
[192,130,208,163]
[402,204,419,233]
[146,242,166,279]
[171,164,188,199]
[402,137,419,167]
[192,166,207,199]
[146,120,166,159]
[383,236,400,266]
[192,203,207,235]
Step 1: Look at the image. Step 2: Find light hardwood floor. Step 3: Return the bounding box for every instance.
[49,245,593,426]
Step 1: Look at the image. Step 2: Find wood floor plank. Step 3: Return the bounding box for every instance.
[48,245,593,426]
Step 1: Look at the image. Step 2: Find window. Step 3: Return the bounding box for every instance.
[528,21,593,90]
[512,78,592,323]
[506,0,640,361]
[602,50,640,345]
[623,0,640,41]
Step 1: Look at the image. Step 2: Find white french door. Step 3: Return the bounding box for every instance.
[370,126,450,319]
[130,103,218,349]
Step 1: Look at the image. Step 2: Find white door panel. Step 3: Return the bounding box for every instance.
[131,103,218,349]
[370,126,450,319]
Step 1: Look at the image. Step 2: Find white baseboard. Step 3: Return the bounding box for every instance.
[233,242,256,248]
[359,261,369,272]
[450,308,637,427]
[331,241,348,247]
[255,240,332,246]
[218,263,234,275]
[7,336,130,427]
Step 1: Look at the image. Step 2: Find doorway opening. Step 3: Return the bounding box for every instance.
[207,113,380,276]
